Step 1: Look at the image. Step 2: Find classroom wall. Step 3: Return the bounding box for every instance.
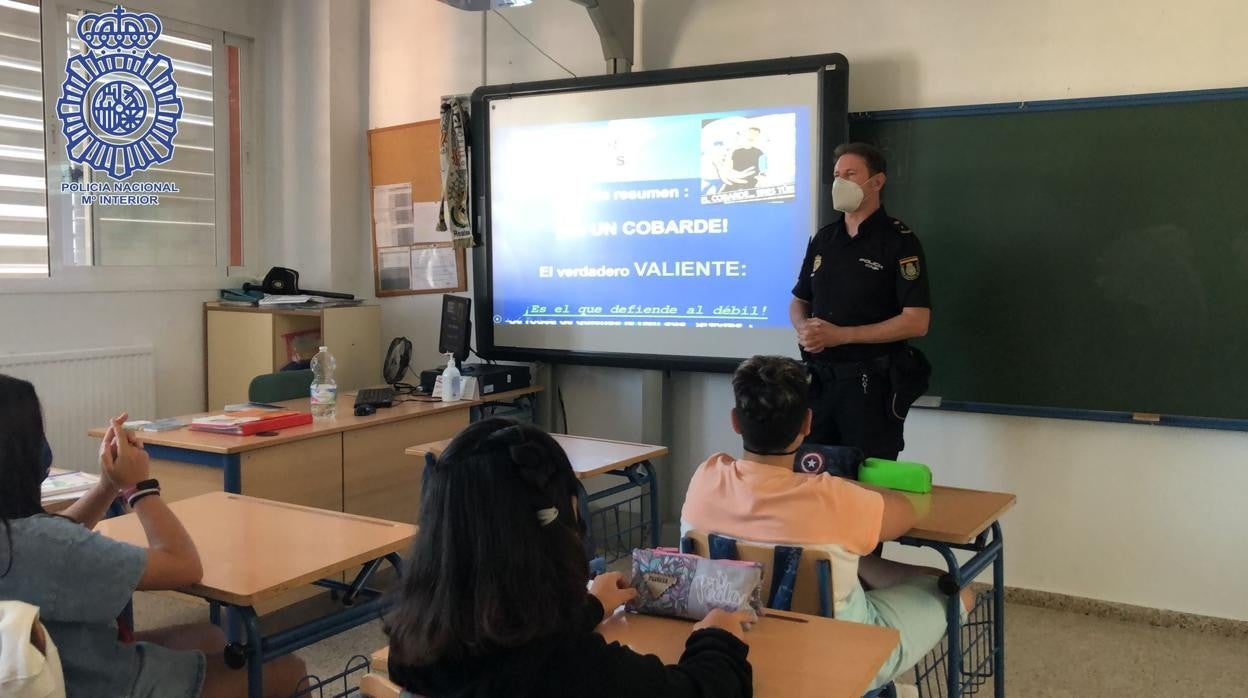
[369,0,1248,621]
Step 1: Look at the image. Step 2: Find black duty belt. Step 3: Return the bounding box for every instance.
[808,354,892,381]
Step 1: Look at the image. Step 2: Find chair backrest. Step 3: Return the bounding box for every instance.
[247,369,314,403]
[682,530,836,617]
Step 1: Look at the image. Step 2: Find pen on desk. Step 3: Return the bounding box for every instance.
[764,612,809,624]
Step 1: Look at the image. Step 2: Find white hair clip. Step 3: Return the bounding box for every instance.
[536,507,559,526]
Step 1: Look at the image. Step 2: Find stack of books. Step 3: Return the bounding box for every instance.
[189,408,313,435]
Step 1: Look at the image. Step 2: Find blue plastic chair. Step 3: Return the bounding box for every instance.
[682,531,899,698]
[680,530,834,617]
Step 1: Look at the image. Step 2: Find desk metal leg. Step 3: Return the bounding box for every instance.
[209,601,221,628]
[900,524,1006,698]
[641,460,660,548]
[575,479,597,561]
[615,460,660,548]
[992,523,1006,698]
[223,606,265,698]
[385,552,403,574]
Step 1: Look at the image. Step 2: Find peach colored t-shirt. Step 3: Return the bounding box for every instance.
[681,453,884,555]
[680,453,886,619]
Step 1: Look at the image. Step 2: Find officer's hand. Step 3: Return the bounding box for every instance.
[797,320,824,353]
[802,318,849,351]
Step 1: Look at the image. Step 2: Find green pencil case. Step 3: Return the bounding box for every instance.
[859,458,932,494]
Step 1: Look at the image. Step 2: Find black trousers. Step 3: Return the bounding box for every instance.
[806,363,904,460]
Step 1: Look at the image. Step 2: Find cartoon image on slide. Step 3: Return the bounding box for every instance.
[700,113,797,204]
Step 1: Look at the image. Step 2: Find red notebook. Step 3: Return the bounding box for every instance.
[188,411,313,435]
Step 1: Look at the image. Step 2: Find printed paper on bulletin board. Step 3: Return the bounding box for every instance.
[367,120,466,295]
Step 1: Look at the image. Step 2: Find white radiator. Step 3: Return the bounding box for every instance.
[0,346,156,475]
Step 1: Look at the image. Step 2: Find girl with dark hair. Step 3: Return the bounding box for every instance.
[0,374,307,698]
[385,417,754,697]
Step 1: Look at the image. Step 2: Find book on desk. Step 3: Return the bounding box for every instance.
[42,468,99,499]
[189,409,313,435]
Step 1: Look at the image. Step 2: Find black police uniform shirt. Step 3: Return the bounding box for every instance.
[791,206,931,363]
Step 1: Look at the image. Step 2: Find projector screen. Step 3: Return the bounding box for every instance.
[473,54,848,371]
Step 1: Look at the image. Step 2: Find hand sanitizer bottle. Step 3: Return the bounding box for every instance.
[440,354,462,402]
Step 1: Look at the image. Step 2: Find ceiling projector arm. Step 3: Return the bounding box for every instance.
[436,0,633,74]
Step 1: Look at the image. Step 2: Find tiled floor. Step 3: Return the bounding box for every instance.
[133,593,1248,697]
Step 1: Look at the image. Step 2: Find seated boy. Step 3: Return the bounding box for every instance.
[680,355,970,688]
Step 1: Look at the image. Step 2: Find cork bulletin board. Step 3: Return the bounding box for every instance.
[367,119,466,296]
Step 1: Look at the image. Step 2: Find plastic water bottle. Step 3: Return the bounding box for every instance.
[310,346,337,420]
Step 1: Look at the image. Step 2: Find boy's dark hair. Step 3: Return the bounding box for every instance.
[0,374,48,576]
[732,356,809,454]
[384,417,589,667]
[833,142,887,175]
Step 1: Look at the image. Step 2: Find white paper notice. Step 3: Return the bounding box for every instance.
[410,244,459,290]
[411,201,448,244]
[373,183,414,247]
[378,247,412,292]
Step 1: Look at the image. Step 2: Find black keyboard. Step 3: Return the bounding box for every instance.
[354,387,395,408]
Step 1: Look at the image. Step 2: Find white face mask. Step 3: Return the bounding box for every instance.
[832,177,865,213]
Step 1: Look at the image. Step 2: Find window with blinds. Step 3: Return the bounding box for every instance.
[0,0,48,278]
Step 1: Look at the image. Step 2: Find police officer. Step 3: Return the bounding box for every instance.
[790,142,931,460]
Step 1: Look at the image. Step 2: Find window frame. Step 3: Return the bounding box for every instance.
[0,0,259,294]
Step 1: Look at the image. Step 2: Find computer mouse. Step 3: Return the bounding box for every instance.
[354,403,377,417]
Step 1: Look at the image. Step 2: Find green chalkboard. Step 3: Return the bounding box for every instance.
[850,93,1248,422]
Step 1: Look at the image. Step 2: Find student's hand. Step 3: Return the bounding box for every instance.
[693,608,752,643]
[100,414,151,489]
[589,571,638,619]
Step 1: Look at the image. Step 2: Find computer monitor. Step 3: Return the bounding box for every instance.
[438,294,472,365]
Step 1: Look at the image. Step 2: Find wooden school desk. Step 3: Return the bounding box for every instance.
[97,492,416,698]
[899,486,1016,698]
[85,386,542,523]
[368,610,899,698]
[599,610,898,698]
[406,433,667,549]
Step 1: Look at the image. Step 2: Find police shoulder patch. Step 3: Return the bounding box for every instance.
[899,255,920,281]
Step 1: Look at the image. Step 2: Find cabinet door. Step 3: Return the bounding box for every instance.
[207,310,275,408]
[322,306,382,391]
[240,434,344,512]
[343,408,468,523]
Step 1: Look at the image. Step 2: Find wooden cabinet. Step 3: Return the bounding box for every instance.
[204,302,381,409]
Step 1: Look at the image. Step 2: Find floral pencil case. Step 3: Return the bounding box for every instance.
[625,547,764,622]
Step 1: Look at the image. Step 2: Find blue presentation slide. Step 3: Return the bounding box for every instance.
[490,106,812,330]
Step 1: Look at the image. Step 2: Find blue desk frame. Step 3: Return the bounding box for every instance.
[899,522,1006,698]
[146,443,243,491]
[576,458,661,556]
[213,552,405,697]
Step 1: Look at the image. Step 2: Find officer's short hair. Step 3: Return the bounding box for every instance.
[834,142,887,175]
[732,356,808,453]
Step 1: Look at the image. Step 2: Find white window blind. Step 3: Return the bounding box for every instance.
[0,0,49,277]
